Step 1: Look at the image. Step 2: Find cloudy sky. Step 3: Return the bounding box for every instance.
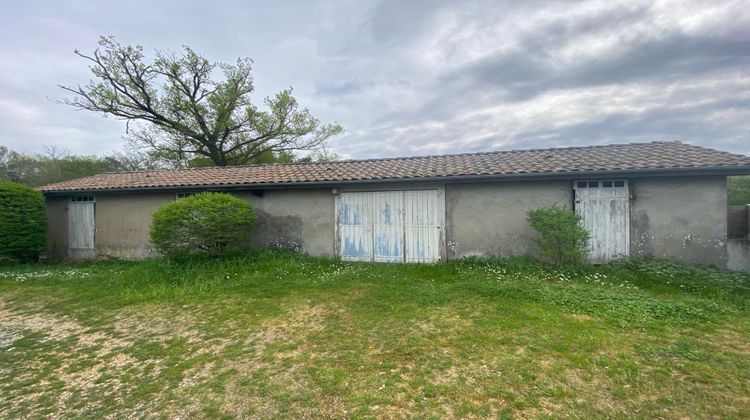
[0,0,749,159]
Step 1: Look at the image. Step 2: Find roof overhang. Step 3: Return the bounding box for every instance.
[39,165,750,196]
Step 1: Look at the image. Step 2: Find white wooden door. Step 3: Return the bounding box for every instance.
[68,199,95,258]
[338,192,372,261]
[574,180,630,263]
[372,191,404,262]
[338,190,441,263]
[404,190,440,263]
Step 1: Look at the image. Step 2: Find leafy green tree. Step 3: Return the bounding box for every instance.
[0,144,338,187]
[527,205,590,266]
[728,176,750,205]
[179,149,297,168]
[0,146,126,187]
[0,182,47,262]
[61,36,343,166]
[150,193,256,258]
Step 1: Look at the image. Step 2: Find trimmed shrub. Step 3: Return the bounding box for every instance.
[527,204,590,266]
[150,192,256,258]
[0,182,47,262]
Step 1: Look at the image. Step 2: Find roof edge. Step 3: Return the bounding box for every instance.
[40,165,750,195]
[52,141,698,178]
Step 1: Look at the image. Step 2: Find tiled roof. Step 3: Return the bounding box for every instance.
[39,141,750,193]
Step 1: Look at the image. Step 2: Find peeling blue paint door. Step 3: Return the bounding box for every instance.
[372,191,404,262]
[338,190,441,263]
[338,192,372,261]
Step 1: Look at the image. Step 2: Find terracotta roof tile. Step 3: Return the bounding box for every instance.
[39,141,750,192]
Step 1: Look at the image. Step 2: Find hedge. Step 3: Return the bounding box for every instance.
[0,182,47,261]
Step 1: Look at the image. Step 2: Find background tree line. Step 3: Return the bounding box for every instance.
[0,145,337,187]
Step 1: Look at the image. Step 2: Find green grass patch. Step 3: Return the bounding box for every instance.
[1,251,749,417]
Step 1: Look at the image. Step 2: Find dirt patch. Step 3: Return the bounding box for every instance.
[0,327,21,349]
[151,301,342,418]
[244,303,331,348]
[566,313,597,322]
[0,299,136,355]
[217,303,338,417]
[114,305,203,344]
[413,309,475,336]
[0,306,90,343]
[2,299,342,418]
[695,326,750,357]
[0,301,202,418]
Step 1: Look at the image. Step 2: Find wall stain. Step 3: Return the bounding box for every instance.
[250,209,304,251]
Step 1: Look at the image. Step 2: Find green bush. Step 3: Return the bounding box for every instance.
[527,204,590,266]
[150,192,256,258]
[0,182,47,262]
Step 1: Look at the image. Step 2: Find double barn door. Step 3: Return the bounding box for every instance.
[337,190,442,263]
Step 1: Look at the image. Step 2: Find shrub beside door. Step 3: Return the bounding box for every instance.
[527,204,590,266]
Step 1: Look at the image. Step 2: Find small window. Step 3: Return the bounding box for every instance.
[588,181,599,188]
[576,181,587,188]
[602,181,613,188]
[70,196,95,202]
[614,180,625,187]
[176,192,196,201]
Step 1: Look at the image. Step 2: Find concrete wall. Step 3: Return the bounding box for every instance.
[630,176,727,267]
[94,192,173,259]
[239,188,335,257]
[445,180,573,259]
[45,188,335,260]
[727,239,750,271]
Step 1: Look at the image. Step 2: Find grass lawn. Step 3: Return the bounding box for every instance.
[1,251,749,418]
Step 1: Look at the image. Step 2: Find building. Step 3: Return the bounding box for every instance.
[39,141,750,267]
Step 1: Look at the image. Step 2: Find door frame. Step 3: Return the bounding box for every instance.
[334,184,446,262]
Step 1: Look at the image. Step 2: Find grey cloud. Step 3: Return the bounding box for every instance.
[455,36,750,103]
[0,0,749,160]
[315,80,364,96]
[333,69,750,158]
[516,99,750,152]
[449,7,750,100]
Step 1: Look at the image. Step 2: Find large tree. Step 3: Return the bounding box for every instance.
[60,37,343,166]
